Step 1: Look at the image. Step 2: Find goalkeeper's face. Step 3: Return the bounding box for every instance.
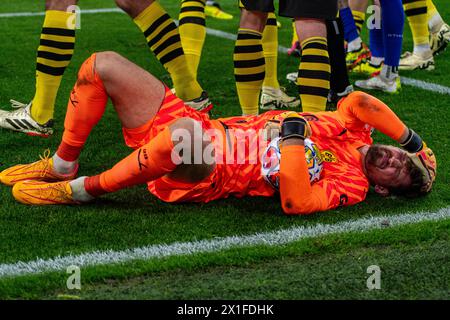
[364,144,413,194]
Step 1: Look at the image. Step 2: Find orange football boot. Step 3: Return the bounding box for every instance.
[12,180,78,205]
[0,150,78,186]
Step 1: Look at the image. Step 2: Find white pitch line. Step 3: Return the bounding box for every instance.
[205,27,238,41]
[0,206,449,279]
[401,77,450,95]
[0,9,448,278]
[0,8,123,18]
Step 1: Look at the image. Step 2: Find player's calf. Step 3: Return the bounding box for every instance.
[45,0,78,11]
[94,51,166,129]
[114,0,154,18]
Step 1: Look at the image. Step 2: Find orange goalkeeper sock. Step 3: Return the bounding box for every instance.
[84,127,179,197]
[56,54,108,162]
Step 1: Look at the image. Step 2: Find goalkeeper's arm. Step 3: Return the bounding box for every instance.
[339,91,425,151]
[279,114,328,215]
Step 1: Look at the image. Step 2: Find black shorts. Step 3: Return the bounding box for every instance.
[240,0,275,13]
[279,0,338,20]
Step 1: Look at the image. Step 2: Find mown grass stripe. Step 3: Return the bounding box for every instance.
[1,9,449,95]
[204,28,450,95]
[0,207,449,279]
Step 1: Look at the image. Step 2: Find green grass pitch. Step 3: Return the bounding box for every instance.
[0,0,449,299]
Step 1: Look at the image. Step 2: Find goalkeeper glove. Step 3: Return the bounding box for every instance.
[406,142,437,194]
[280,112,311,142]
[401,128,437,193]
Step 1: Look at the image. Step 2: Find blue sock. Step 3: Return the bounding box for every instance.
[339,7,359,43]
[369,26,384,63]
[380,0,404,68]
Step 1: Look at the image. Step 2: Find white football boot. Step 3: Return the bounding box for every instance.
[399,51,435,71]
[260,86,300,110]
[286,72,297,84]
[0,100,54,137]
[355,75,401,94]
[430,23,450,56]
[184,91,213,113]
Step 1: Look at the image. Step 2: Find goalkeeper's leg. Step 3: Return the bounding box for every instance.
[12,117,215,205]
[1,52,167,187]
[57,51,166,167]
[8,52,216,204]
[81,117,215,199]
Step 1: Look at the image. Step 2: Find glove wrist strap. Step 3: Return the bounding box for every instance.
[281,119,307,141]
[400,128,423,153]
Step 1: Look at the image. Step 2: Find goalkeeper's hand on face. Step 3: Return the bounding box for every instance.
[400,128,437,193]
[280,112,312,143]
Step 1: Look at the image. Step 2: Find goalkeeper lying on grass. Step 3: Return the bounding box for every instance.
[0,52,437,215]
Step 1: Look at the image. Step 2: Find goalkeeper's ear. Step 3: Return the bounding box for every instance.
[374,185,390,197]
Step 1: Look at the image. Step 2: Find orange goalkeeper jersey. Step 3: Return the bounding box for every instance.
[212,105,372,210]
[148,94,373,208]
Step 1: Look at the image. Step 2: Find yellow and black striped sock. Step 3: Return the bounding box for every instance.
[352,10,366,34]
[403,0,429,47]
[179,0,206,79]
[262,13,279,89]
[298,37,330,112]
[234,29,265,115]
[32,10,76,125]
[134,1,202,101]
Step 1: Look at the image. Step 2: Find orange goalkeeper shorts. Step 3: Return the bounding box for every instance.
[122,86,224,203]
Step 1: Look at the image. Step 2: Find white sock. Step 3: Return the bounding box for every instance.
[429,13,444,33]
[70,177,95,203]
[370,56,384,66]
[52,153,78,175]
[347,37,362,52]
[380,64,398,81]
[413,44,432,57]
